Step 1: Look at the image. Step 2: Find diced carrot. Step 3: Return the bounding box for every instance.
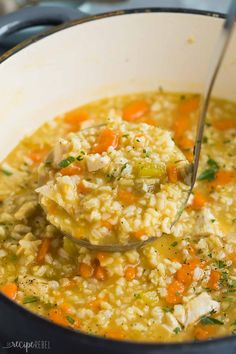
[166,280,185,305]
[138,117,157,126]
[58,303,73,315]
[88,295,109,312]
[178,96,200,115]
[63,279,77,290]
[209,170,236,188]
[94,265,107,281]
[207,270,221,290]
[96,252,109,263]
[213,119,236,131]
[184,150,194,162]
[191,191,208,210]
[132,229,147,239]
[36,239,50,264]
[78,262,94,279]
[64,108,89,130]
[124,266,136,281]
[194,325,215,340]
[88,299,102,311]
[167,165,178,183]
[101,221,113,231]
[187,244,196,257]
[118,189,138,205]
[77,181,90,194]
[176,264,193,285]
[0,283,17,300]
[178,137,194,150]
[91,128,119,154]
[60,165,82,176]
[172,114,191,140]
[49,308,68,327]
[230,252,236,265]
[105,329,125,340]
[123,100,149,122]
[28,148,48,164]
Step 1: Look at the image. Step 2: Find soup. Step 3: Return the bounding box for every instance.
[0,91,236,342]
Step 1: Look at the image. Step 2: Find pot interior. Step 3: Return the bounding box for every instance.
[0,11,235,159]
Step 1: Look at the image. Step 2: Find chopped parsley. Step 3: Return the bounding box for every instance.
[66,315,75,325]
[1,168,13,176]
[171,241,178,247]
[143,149,151,158]
[198,158,219,181]
[200,316,224,325]
[23,296,39,304]
[216,260,226,269]
[173,327,181,334]
[58,156,75,168]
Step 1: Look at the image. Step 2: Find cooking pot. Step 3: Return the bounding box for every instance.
[0,5,235,354]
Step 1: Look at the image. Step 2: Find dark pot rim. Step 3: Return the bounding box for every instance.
[0,6,235,352]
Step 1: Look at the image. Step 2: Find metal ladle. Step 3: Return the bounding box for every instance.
[41,1,236,252]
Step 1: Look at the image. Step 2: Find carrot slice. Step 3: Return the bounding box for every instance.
[49,308,68,327]
[167,165,178,183]
[191,192,208,210]
[58,303,73,315]
[91,128,119,154]
[94,265,107,281]
[176,264,193,285]
[166,280,185,304]
[194,325,215,340]
[64,109,89,130]
[138,117,157,126]
[118,189,138,205]
[124,266,136,281]
[28,148,48,164]
[123,100,149,121]
[178,96,200,115]
[79,262,94,279]
[105,329,125,340]
[209,170,236,188]
[207,270,221,290]
[96,252,109,263]
[0,283,17,300]
[132,229,147,239]
[213,119,236,131]
[60,164,82,176]
[178,137,194,150]
[36,239,50,264]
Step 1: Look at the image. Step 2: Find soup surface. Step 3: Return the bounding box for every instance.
[0,91,236,342]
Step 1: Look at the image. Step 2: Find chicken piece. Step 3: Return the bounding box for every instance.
[185,292,220,327]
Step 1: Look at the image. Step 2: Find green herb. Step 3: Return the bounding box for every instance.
[203,136,208,143]
[232,320,236,326]
[120,163,128,174]
[122,134,129,138]
[173,327,181,334]
[198,158,219,181]
[1,169,13,176]
[66,315,75,325]
[211,219,216,223]
[143,149,151,158]
[200,316,224,325]
[134,293,141,299]
[59,156,75,168]
[171,241,178,247]
[76,155,84,161]
[23,296,39,304]
[216,260,226,269]
[163,307,173,313]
